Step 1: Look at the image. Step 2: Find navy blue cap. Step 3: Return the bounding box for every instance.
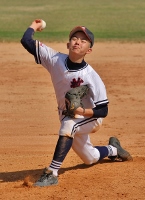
[69,26,94,47]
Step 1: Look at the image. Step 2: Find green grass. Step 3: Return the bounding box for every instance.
[0,0,145,42]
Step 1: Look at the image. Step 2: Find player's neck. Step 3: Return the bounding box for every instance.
[68,55,84,63]
[67,57,86,70]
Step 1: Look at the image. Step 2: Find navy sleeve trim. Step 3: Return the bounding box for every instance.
[92,104,108,118]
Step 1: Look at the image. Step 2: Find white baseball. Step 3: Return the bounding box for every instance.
[41,20,46,29]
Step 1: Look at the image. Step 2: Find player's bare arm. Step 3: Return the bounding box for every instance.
[74,107,93,117]
[75,105,108,118]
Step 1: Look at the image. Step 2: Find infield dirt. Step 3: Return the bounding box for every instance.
[0,42,145,200]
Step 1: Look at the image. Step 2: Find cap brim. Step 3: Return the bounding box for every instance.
[69,26,92,43]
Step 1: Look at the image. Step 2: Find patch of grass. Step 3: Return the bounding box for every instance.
[0,0,145,42]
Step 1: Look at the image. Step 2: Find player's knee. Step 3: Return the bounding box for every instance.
[83,148,100,165]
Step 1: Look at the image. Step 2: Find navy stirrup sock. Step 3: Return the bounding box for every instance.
[53,135,73,162]
[95,146,109,160]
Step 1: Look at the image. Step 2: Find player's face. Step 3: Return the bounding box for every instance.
[68,32,92,57]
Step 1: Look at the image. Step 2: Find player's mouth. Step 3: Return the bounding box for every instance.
[72,45,80,50]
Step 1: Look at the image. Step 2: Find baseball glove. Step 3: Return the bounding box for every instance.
[62,85,89,118]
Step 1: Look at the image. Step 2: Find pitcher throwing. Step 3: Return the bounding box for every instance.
[21,19,133,187]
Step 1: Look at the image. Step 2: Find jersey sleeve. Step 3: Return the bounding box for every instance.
[35,40,59,72]
[88,70,109,107]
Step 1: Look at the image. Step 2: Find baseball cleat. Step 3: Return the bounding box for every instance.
[108,137,133,161]
[33,168,58,187]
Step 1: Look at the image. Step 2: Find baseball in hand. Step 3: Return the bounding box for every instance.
[41,20,46,29]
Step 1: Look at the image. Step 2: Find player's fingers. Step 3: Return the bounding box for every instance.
[35,19,42,23]
[36,28,42,32]
[30,20,43,32]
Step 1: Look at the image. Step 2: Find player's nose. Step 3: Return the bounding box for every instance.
[75,38,81,45]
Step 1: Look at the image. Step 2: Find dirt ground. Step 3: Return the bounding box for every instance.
[0,42,145,200]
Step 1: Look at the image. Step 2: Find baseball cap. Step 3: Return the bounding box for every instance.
[69,26,94,47]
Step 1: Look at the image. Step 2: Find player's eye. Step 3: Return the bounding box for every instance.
[71,36,77,41]
[81,39,87,43]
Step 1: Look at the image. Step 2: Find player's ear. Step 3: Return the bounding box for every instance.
[86,48,92,54]
[67,42,70,49]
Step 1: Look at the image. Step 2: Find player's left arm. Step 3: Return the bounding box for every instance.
[74,104,108,118]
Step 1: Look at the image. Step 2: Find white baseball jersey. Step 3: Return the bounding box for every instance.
[35,41,109,121]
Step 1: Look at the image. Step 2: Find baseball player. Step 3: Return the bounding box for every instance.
[21,19,132,187]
